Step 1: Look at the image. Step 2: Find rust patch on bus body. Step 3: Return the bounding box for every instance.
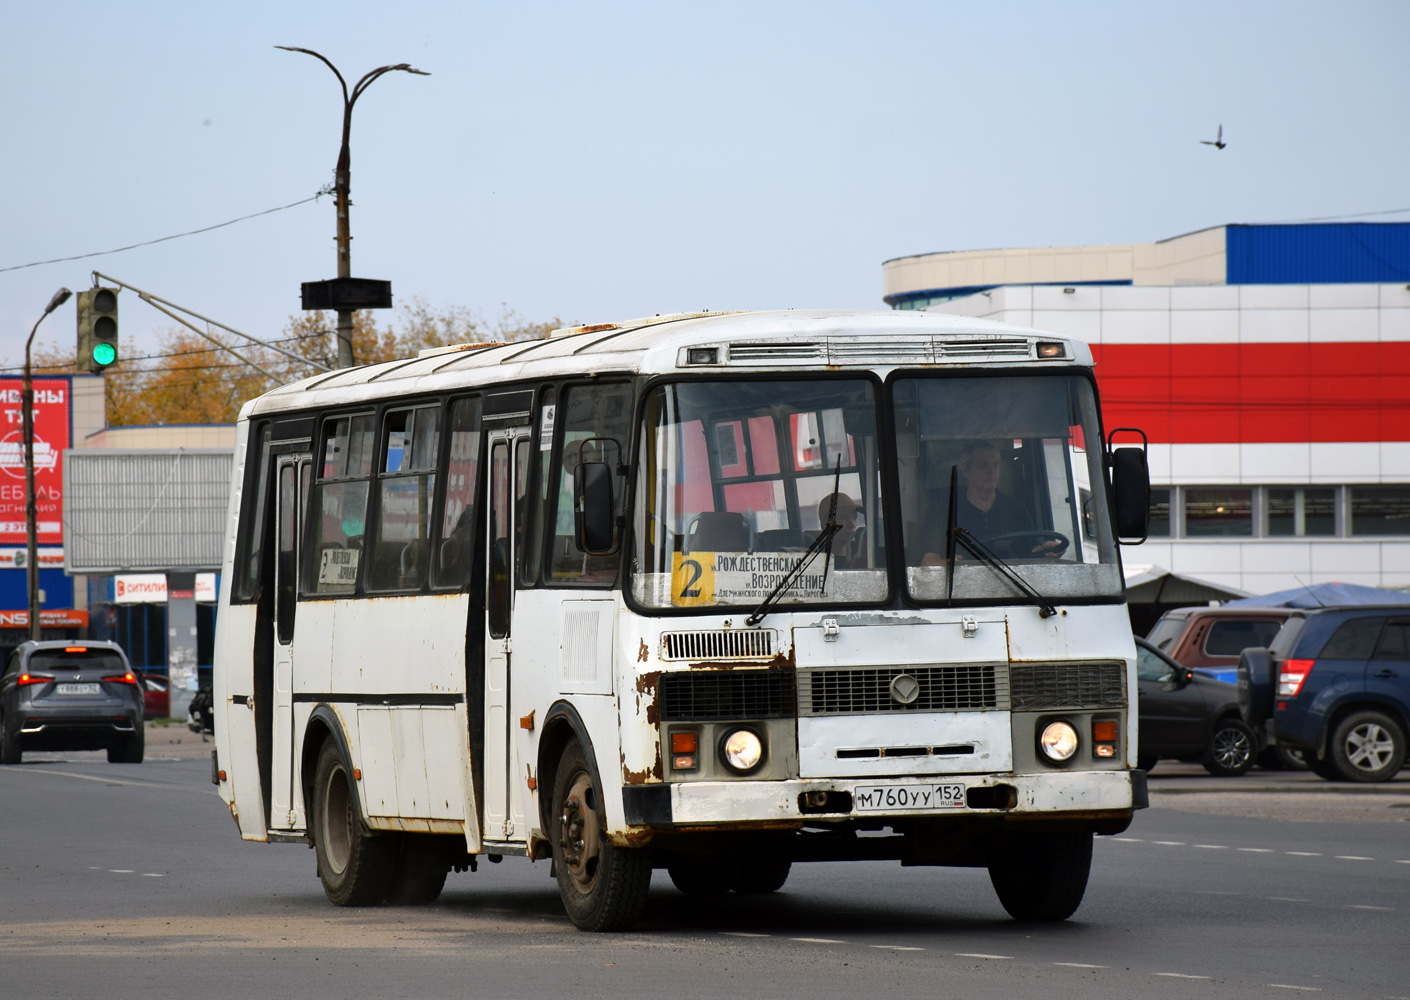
[685,643,796,672]
[623,671,663,784]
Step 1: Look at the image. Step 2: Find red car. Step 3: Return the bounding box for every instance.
[141,672,169,717]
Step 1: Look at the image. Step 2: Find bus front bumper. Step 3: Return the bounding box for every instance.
[621,769,1146,828]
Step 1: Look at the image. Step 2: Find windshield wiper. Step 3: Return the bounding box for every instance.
[943,465,1057,619]
[746,457,844,627]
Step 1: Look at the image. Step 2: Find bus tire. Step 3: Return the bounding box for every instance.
[667,862,735,896]
[733,861,791,894]
[312,739,396,906]
[385,834,450,905]
[987,830,1092,922]
[552,740,651,931]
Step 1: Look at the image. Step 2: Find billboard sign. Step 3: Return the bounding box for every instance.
[0,377,70,545]
[113,572,218,604]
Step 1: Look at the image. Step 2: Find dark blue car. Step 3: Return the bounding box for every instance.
[1263,607,1409,782]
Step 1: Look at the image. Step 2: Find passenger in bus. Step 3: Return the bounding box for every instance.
[816,492,866,568]
[920,440,1060,564]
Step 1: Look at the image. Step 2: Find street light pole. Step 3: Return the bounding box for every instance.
[23,287,72,641]
[276,47,428,369]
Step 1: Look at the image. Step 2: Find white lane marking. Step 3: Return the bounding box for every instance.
[1194,844,1228,849]
[871,945,925,951]
[955,953,1012,960]
[1397,860,1410,865]
[1113,837,1143,842]
[108,869,133,874]
[1348,905,1392,911]
[1153,841,1186,846]
[1267,986,1322,992]
[1269,897,1309,902]
[1237,848,1274,853]
[141,873,164,878]
[721,932,770,938]
[87,866,102,870]
[1286,851,1321,856]
[790,937,845,944]
[1055,962,1107,968]
[1155,973,1211,979]
[1336,856,1373,861]
[3,768,188,792]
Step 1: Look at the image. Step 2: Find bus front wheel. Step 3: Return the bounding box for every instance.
[312,740,396,906]
[552,740,651,931]
[987,830,1092,922]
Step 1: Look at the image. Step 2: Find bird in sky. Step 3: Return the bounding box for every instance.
[1201,124,1227,150]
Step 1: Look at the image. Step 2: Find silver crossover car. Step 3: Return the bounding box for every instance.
[1,641,144,764]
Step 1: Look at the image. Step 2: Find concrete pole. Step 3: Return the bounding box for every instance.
[166,572,198,721]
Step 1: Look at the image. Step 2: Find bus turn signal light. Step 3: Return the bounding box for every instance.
[670,732,698,754]
[1278,659,1315,697]
[1092,721,1119,743]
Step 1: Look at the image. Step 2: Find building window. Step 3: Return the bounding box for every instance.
[1350,486,1410,536]
[1184,488,1253,537]
[1147,488,1171,537]
[1267,487,1336,536]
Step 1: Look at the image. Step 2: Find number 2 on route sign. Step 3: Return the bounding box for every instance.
[671,552,716,607]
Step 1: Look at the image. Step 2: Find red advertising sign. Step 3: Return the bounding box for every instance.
[0,377,70,545]
[0,609,89,629]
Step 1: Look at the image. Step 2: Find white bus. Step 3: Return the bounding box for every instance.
[213,309,1151,931]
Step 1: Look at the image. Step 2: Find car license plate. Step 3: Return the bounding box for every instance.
[853,783,966,812]
[56,683,100,696]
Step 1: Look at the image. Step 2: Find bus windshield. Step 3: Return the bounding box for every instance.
[632,378,888,610]
[893,373,1122,603]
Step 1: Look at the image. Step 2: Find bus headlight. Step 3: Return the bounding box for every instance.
[1039,721,1079,762]
[720,728,765,774]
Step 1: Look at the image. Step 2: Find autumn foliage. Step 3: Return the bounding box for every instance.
[28,300,560,426]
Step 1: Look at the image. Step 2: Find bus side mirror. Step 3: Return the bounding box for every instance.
[1110,446,1150,543]
[576,462,615,555]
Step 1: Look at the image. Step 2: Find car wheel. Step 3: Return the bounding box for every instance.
[384,834,450,905]
[0,715,21,765]
[988,830,1092,922]
[1274,746,1309,771]
[733,862,791,894]
[1136,756,1158,774]
[312,739,396,905]
[1203,718,1256,777]
[552,740,651,931]
[1327,710,1407,783]
[1307,754,1344,781]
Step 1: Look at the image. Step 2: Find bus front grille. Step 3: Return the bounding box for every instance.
[659,670,796,721]
[660,629,777,661]
[799,664,1004,716]
[1009,662,1126,710]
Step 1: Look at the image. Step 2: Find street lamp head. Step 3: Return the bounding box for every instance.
[45,288,72,315]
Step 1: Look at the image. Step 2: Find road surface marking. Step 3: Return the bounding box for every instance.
[1237,848,1274,853]
[1155,973,1210,979]
[1113,837,1142,842]
[871,945,925,951]
[1153,841,1185,846]
[108,869,133,873]
[1194,844,1228,849]
[790,938,844,944]
[1348,905,1391,911]
[141,873,165,877]
[1336,856,1373,861]
[1267,986,1322,992]
[1055,963,1107,968]
[721,932,770,938]
[955,953,1011,960]
[1269,897,1308,902]
[1286,851,1321,856]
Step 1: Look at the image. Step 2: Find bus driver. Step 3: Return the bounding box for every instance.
[921,440,1060,564]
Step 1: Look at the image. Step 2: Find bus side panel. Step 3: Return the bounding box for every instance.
[215,601,269,840]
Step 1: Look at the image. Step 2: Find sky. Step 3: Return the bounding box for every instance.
[3,0,1408,368]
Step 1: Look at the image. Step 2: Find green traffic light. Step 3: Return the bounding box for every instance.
[92,343,116,366]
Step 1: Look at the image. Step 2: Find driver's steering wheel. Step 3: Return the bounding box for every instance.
[985,530,1070,559]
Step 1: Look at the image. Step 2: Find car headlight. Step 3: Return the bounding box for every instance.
[720,728,765,774]
[1039,721,1079,762]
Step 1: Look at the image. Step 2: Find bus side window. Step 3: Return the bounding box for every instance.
[547,383,633,585]
[234,423,272,602]
[432,397,483,589]
[366,405,441,592]
[304,413,375,595]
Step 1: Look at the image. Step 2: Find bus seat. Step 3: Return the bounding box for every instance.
[755,528,805,551]
[685,511,750,553]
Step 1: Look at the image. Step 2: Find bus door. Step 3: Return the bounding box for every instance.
[270,451,310,828]
[484,429,531,841]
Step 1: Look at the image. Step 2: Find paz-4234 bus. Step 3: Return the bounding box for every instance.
[212,309,1151,931]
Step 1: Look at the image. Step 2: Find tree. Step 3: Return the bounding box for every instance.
[22,300,562,426]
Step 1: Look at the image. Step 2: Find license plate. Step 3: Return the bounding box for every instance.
[56,683,100,696]
[853,783,966,812]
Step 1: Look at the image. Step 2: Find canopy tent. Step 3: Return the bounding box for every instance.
[1223,581,1410,609]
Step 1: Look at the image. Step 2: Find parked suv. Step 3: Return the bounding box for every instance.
[1147,607,1292,683]
[1246,607,1409,782]
[0,641,145,764]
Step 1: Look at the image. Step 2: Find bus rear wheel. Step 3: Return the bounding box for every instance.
[313,740,396,906]
[987,830,1092,922]
[552,740,651,931]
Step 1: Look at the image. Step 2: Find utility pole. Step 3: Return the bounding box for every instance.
[277,47,427,368]
[24,288,72,641]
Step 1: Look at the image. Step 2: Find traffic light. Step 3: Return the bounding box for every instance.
[76,287,119,374]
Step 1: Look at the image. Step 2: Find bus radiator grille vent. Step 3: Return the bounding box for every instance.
[1009,662,1126,710]
[659,629,776,661]
[727,343,826,363]
[935,338,1031,358]
[826,341,932,365]
[800,664,1001,716]
[659,670,796,722]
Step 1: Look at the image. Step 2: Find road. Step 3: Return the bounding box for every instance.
[1,729,1407,999]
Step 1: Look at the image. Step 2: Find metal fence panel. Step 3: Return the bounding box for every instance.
[63,449,233,572]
